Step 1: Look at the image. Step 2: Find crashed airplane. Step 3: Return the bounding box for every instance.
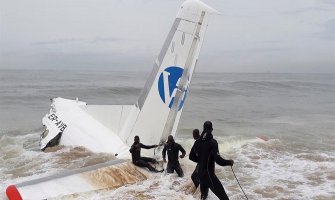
[5,0,219,199]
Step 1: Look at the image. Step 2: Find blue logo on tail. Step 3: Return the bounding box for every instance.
[158,66,188,110]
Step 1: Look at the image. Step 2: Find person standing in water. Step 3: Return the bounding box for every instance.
[162,135,186,177]
[189,121,234,200]
[189,129,200,188]
[129,135,163,173]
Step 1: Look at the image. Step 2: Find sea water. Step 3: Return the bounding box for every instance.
[0,69,334,199]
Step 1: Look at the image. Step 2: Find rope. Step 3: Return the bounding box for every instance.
[231,166,248,200]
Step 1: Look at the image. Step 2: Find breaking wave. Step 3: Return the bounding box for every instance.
[1,133,335,200]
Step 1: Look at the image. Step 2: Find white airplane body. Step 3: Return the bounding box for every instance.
[5,1,219,199]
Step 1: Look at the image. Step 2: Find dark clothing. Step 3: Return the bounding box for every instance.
[129,142,158,172]
[191,164,200,188]
[190,138,200,188]
[133,157,157,172]
[162,142,186,163]
[129,143,156,162]
[200,174,229,200]
[189,131,233,200]
[167,161,184,177]
[162,142,186,177]
[189,138,200,163]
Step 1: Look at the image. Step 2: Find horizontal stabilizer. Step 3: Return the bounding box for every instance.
[81,105,133,134]
[41,98,130,157]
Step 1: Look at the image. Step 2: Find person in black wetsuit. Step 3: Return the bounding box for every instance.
[129,135,163,173]
[190,129,200,188]
[162,135,186,177]
[189,121,234,200]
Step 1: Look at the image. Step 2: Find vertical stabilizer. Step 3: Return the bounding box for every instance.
[119,0,218,148]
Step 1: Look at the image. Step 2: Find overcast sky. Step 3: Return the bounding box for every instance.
[0,0,334,73]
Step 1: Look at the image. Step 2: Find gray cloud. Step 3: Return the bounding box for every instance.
[32,38,87,46]
[280,7,332,15]
[32,37,122,46]
[315,19,335,40]
[0,51,155,71]
[219,47,290,54]
[322,0,335,7]
[0,0,334,73]
[91,37,123,44]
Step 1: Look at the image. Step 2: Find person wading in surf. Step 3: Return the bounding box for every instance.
[189,129,200,189]
[129,135,163,173]
[189,121,234,200]
[162,135,186,177]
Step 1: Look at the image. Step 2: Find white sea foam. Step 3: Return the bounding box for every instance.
[227,139,335,199]
[2,133,334,200]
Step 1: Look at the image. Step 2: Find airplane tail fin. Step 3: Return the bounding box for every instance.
[119,0,218,147]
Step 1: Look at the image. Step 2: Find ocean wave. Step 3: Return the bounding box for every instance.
[190,80,335,98]
[191,88,240,97]
[1,134,335,199]
[232,80,296,90]
[231,139,335,200]
[223,80,335,93]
